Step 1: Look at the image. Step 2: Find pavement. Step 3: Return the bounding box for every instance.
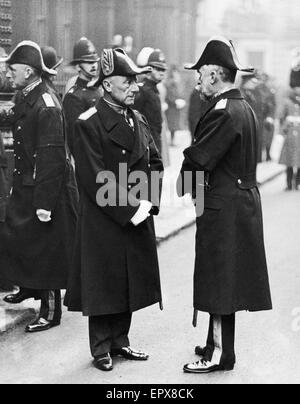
[0,173,299,384]
[0,131,286,336]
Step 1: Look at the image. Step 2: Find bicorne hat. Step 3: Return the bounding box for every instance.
[185,36,254,73]
[3,41,57,75]
[97,48,151,85]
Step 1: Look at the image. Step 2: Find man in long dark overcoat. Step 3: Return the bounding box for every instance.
[0,41,78,333]
[65,48,164,372]
[178,37,272,374]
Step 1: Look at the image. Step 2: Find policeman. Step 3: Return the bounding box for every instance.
[0,41,78,333]
[279,67,300,190]
[41,46,63,97]
[63,37,102,157]
[178,37,272,374]
[134,48,167,154]
[65,48,164,372]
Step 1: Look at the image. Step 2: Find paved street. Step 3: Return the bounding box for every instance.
[0,173,299,384]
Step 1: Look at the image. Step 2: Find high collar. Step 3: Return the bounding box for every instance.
[22,78,43,97]
[23,81,47,106]
[206,88,243,112]
[103,97,128,116]
[75,77,90,89]
[143,78,159,92]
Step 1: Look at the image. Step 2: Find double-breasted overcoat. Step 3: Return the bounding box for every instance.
[178,89,272,315]
[0,82,79,290]
[65,99,164,317]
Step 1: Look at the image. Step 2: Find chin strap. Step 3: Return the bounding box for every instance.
[79,64,97,81]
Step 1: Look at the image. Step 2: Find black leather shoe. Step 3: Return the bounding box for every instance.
[93,354,113,372]
[183,359,234,374]
[25,318,60,333]
[111,347,149,361]
[4,291,35,304]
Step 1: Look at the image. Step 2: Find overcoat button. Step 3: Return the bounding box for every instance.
[17,126,21,131]
[122,150,126,155]
[238,179,242,185]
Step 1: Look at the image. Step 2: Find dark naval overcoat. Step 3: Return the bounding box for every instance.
[178,89,272,315]
[0,82,79,290]
[65,98,164,317]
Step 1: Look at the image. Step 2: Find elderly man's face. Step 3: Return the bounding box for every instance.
[197,65,218,101]
[6,64,29,90]
[104,75,139,107]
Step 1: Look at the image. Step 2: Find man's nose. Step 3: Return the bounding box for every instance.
[6,71,12,79]
[131,82,139,93]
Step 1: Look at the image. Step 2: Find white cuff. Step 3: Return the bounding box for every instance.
[37,209,52,223]
[131,201,153,226]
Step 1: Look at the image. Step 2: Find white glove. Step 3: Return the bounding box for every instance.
[37,209,52,223]
[131,200,153,226]
[175,99,186,110]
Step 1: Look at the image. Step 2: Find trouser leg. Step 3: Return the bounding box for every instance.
[89,313,132,359]
[171,131,175,144]
[296,168,300,189]
[111,312,132,350]
[39,290,62,324]
[205,314,236,369]
[287,167,294,189]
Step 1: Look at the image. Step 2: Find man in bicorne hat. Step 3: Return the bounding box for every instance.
[65,48,164,372]
[0,41,78,333]
[63,38,102,157]
[177,37,272,374]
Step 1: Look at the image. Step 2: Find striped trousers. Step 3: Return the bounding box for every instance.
[204,314,236,369]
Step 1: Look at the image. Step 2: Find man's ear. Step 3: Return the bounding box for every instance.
[210,70,218,85]
[102,79,112,93]
[24,66,34,80]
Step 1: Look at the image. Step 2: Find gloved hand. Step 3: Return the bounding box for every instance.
[131,200,153,226]
[36,209,52,223]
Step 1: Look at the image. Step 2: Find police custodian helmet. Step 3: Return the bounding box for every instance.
[185,36,254,73]
[70,37,100,65]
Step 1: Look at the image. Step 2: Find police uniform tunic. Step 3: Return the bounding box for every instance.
[63,77,102,156]
[179,89,272,316]
[134,78,163,153]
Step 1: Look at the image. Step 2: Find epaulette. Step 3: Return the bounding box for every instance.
[42,93,56,107]
[69,87,75,94]
[79,106,97,121]
[215,99,228,110]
